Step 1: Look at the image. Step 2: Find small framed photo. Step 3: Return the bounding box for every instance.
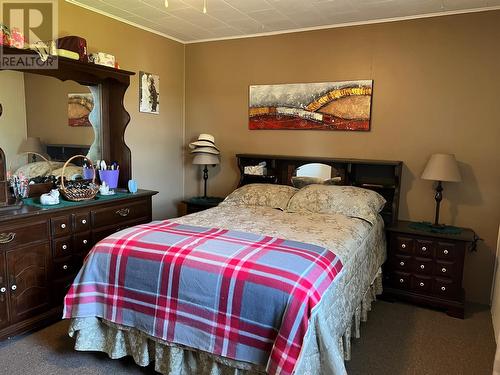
[139,71,160,114]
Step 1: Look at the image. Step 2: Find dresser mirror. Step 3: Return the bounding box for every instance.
[0,70,102,181]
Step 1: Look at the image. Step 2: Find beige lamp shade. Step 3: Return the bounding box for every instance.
[19,137,44,154]
[192,153,219,165]
[421,153,461,182]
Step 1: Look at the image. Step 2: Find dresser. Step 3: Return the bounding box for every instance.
[0,190,157,339]
[383,220,476,318]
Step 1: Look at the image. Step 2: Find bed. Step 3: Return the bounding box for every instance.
[64,154,403,375]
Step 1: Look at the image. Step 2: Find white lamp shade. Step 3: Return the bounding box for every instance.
[192,153,219,165]
[421,153,461,182]
[19,137,44,154]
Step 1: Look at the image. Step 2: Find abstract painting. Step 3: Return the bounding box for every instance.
[68,93,94,127]
[249,80,373,131]
[139,71,160,114]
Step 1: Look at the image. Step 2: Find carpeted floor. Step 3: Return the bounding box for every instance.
[0,301,495,375]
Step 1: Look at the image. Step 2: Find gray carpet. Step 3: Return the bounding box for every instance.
[0,301,495,375]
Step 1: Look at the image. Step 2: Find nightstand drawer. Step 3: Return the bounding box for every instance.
[432,278,457,298]
[391,255,411,271]
[414,239,433,258]
[412,257,433,275]
[435,242,458,261]
[388,271,411,290]
[435,261,455,279]
[393,236,413,254]
[411,275,432,293]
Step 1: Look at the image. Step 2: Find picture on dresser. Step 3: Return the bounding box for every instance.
[249,80,373,131]
[68,93,94,127]
[139,71,160,114]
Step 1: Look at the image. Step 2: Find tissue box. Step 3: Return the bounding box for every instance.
[89,52,115,67]
[244,165,267,176]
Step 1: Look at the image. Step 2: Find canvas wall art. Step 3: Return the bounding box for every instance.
[139,71,160,114]
[249,80,373,131]
[68,93,94,127]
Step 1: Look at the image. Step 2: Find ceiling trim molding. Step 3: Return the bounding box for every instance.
[65,1,500,45]
[65,0,185,44]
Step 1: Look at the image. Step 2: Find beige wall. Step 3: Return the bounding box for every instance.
[58,0,185,219]
[185,11,500,304]
[0,71,27,171]
[24,73,94,146]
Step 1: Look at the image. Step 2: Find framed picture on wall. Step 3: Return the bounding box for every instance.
[139,71,160,115]
[249,80,373,131]
[68,93,94,127]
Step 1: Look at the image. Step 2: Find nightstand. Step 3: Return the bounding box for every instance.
[383,220,477,319]
[182,197,225,215]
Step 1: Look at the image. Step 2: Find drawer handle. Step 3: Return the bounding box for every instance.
[83,239,88,245]
[61,223,66,229]
[419,282,425,287]
[81,219,87,225]
[441,268,447,273]
[0,232,16,244]
[62,244,68,250]
[399,278,404,283]
[443,249,449,255]
[399,261,405,266]
[401,243,406,249]
[63,264,68,270]
[421,246,427,252]
[0,287,6,293]
[441,286,446,291]
[420,264,425,270]
[11,284,17,291]
[116,208,130,217]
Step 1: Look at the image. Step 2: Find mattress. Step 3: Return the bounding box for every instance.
[68,205,386,375]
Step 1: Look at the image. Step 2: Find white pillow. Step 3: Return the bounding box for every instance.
[220,183,298,211]
[286,184,386,225]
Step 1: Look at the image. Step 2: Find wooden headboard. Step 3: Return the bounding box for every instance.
[236,154,403,225]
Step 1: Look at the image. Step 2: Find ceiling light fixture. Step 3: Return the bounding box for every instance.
[164,0,168,8]
[203,0,207,14]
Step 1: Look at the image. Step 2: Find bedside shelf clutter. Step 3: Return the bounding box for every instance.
[383,220,477,319]
[182,197,225,215]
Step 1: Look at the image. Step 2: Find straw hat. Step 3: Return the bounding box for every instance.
[189,133,219,151]
[190,146,220,155]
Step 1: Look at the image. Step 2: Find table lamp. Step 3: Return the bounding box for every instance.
[192,153,219,199]
[19,137,44,162]
[421,153,462,227]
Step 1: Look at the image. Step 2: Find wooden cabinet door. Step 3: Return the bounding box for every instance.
[6,243,50,324]
[0,252,9,329]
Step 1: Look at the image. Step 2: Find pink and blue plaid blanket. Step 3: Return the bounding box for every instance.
[63,220,343,375]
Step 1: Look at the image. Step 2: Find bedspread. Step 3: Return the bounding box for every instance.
[63,220,343,375]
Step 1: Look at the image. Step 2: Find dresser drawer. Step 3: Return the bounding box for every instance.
[435,242,458,261]
[391,255,411,272]
[91,200,149,228]
[74,232,92,254]
[414,239,433,258]
[53,236,73,258]
[52,257,77,279]
[51,215,72,237]
[393,236,413,255]
[0,219,49,249]
[73,212,90,233]
[411,275,432,293]
[52,276,75,305]
[412,257,433,275]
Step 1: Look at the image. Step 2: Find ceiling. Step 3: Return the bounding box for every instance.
[67,0,500,43]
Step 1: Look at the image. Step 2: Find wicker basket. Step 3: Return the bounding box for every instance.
[59,155,99,202]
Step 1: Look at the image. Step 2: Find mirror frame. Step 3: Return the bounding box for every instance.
[1,46,135,187]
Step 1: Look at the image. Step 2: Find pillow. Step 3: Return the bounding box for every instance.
[14,161,64,179]
[291,176,342,189]
[286,184,386,225]
[220,183,298,211]
[51,165,84,180]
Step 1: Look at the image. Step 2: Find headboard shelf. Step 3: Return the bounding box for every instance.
[236,154,403,225]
